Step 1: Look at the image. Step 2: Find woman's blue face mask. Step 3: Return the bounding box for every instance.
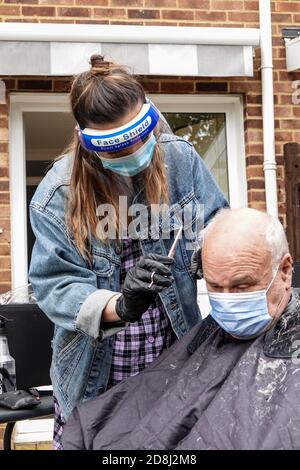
[207,267,280,339]
[95,133,157,177]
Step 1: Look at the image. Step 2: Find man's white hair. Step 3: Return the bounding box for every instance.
[201,208,290,273]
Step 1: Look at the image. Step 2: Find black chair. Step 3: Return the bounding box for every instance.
[0,303,54,450]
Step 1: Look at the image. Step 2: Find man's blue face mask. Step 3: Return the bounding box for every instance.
[207,267,280,339]
[96,133,157,177]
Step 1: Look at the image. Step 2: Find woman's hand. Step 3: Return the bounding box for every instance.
[115,254,174,323]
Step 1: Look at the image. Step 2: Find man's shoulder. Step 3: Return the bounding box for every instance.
[264,288,300,359]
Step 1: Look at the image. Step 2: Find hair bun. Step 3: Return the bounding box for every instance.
[90,54,110,76]
[90,54,105,68]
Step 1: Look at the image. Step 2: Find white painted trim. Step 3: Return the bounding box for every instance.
[9,93,71,289]
[286,36,300,72]
[0,23,260,46]
[149,94,248,209]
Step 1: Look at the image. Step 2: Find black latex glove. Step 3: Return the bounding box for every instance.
[191,247,203,280]
[115,254,174,323]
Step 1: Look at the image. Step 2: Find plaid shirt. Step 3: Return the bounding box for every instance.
[53,237,174,450]
[108,237,174,387]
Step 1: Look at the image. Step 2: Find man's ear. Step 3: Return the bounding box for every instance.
[280,253,293,287]
[191,248,203,280]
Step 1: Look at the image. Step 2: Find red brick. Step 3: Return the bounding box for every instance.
[161,10,194,21]
[0,258,10,270]
[228,12,259,22]
[244,1,259,10]
[4,17,39,22]
[17,80,52,90]
[109,20,144,25]
[246,166,264,178]
[276,2,300,13]
[247,106,262,116]
[57,7,91,17]
[248,191,266,202]
[211,0,244,10]
[0,143,8,153]
[245,119,263,130]
[39,0,73,4]
[280,119,300,130]
[112,0,143,5]
[272,12,292,22]
[53,80,72,92]
[5,0,37,2]
[0,271,11,282]
[274,106,293,118]
[229,82,261,93]
[246,156,263,167]
[76,0,108,4]
[161,81,194,93]
[0,182,9,191]
[0,245,10,256]
[0,5,20,15]
[0,168,8,178]
[144,0,176,6]
[195,11,226,21]
[246,130,263,142]
[0,194,9,204]
[196,82,228,92]
[140,80,160,93]
[178,0,209,7]
[293,108,300,118]
[128,9,160,19]
[22,6,55,16]
[275,131,293,142]
[94,8,126,18]
[0,206,10,219]
[248,179,265,190]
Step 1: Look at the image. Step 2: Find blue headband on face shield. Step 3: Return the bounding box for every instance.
[77,99,160,153]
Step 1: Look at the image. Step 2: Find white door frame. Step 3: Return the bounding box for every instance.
[9,93,70,289]
[9,92,247,289]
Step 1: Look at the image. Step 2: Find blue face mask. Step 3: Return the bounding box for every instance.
[96,134,157,177]
[207,269,279,339]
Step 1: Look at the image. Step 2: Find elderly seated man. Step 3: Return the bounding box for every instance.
[62,208,300,450]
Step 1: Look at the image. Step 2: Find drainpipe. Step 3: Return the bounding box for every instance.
[259,0,278,217]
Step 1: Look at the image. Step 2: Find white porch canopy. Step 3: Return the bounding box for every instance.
[0,23,259,77]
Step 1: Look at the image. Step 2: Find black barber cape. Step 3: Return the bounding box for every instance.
[62,289,300,450]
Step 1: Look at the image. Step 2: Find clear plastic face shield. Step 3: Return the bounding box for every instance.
[76,98,173,176]
[77,99,160,154]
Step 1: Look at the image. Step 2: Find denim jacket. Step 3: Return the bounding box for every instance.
[29,134,228,418]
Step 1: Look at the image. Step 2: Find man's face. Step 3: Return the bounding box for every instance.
[202,232,293,320]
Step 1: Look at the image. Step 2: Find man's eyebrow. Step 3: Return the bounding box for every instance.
[230,275,258,286]
[205,275,258,287]
[205,278,221,286]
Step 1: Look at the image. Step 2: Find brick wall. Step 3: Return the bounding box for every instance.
[0,0,300,293]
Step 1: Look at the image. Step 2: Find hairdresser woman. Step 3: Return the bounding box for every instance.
[29,54,227,449]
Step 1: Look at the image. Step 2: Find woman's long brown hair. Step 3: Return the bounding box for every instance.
[54,54,169,263]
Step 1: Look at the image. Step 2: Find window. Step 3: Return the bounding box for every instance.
[150,94,247,208]
[163,111,229,200]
